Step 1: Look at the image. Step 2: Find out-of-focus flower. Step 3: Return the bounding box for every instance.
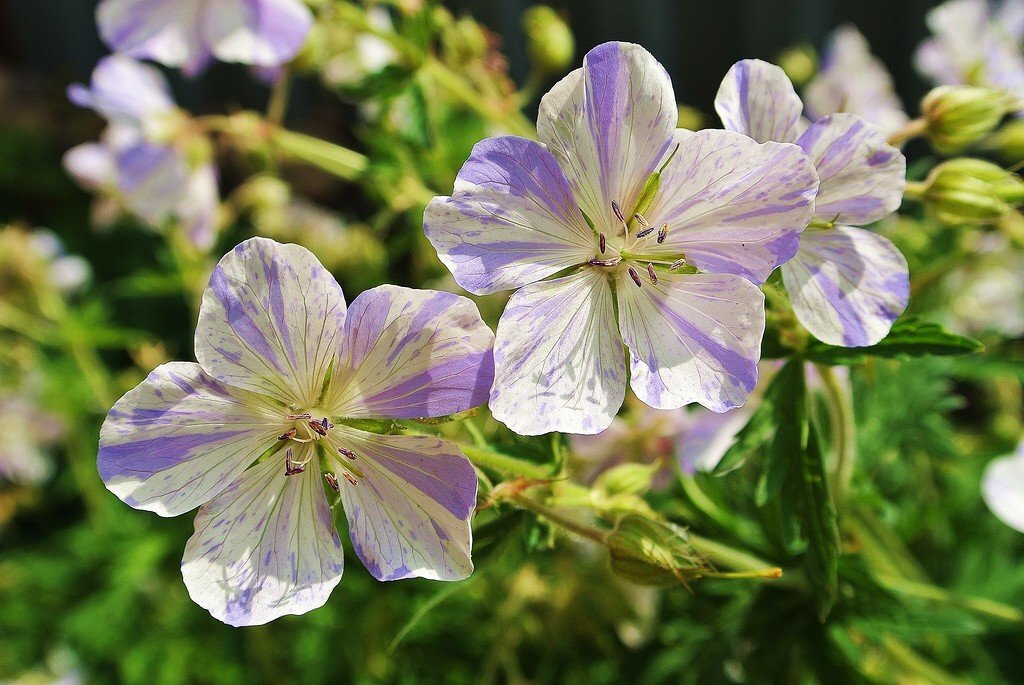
[944,234,1024,336]
[804,26,910,137]
[425,42,818,436]
[717,59,909,347]
[0,380,63,486]
[64,56,220,250]
[0,226,91,299]
[776,44,818,89]
[982,438,1024,531]
[921,85,1015,153]
[96,0,314,76]
[523,6,575,75]
[98,238,494,626]
[915,0,1024,110]
[920,157,1024,225]
[320,6,399,89]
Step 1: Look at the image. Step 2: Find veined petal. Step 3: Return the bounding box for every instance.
[115,143,191,228]
[67,54,176,127]
[617,272,765,413]
[330,430,476,582]
[797,114,906,226]
[537,41,677,232]
[96,0,210,73]
[424,136,596,295]
[196,238,347,407]
[782,226,909,347]
[644,129,818,284]
[201,0,314,67]
[176,162,220,252]
[715,59,807,144]
[490,269,626,435]
[98,362,284,517]
[182,455,344,626]
[982,441,1024,532]
[327,286,494,419]
[678,405,755,474]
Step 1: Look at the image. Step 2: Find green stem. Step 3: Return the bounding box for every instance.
[815,364,857,507]
[459,444,552,479]
[423,58,536,137]
[270,127,369,180]
[875,573,1024,624]
[887,118,929,148]
[266,70,292,127]
[687,533,799,588]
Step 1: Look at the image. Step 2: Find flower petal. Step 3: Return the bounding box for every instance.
[677,406,754,474]
[617,271,765,413]
[537,41,677,232]
[181,454,343,626]
[781,226,909,347]
[715,59,807,144]
[67,54,175,127]
[982,444,1024,533]
[96,0,210,74]
[643,129,818,284]
[330,430,476,582]
[201,0,314,67]
[196,238,347,407]
[176,162,220,252]
[63,143,116,191]
[797,114,906,225]
[327,286,494,419]
[490,269,626,435]
[424,136,595,295]
[98,362,284,517]
[115,143,191,227]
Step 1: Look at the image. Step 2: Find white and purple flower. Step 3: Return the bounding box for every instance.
[96,0,314,76]
[425,42,819,436]
[98,237,494,626]
[982,438,1024,532]
[716,59,909,348]
[915,0,1024,106]
[804,26,910,137]
[65,55,220,251]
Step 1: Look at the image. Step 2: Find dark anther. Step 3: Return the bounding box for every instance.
[635,226,656,239]
[657,224,669,244]
[285,452,305,476]
[287,413,312,420]
[670,258,686,270]
[599,233,606,254]
[647,263,659,285]
[633,213,649,227]
[628,266,643,287]
[309,420,329,436]
[343,472,359,486]
[324,472,341,492]
[589,257,621,267]
[278,428,297,441]
[338,447,357,460]
[611,200,626,224]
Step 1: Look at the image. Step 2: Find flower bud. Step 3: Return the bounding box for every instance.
[923,158,1024,225]
[606,514,705,586]
[522,6,575,74]
[922,86,1013,154]
[442,16,490,65]
[986,119,1024,165]
[594,462,660,497]
[776,44,818,89]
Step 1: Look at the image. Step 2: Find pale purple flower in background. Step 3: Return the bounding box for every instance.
[982,438,1024,531]
[717,59,909,348]
[944,234,1024,337]
[27,231,92,294]
[98,237,494,626]
[0,391,63,486]
[425,42,818,436]
[65,55,220,250]
[915,0,1024,107]
[804,26,910,137]
[96,0,314,76]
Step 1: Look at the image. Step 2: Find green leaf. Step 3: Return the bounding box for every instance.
[803,318,982,366]
[799,423,840,616]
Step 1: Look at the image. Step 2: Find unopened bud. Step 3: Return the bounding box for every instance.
[922,86,1013,154]
[775,44,818,89]
[986,119,1024,165]
[523,6,575,74]
[676,104,705,131]
[923,158,1024,225]
[606,514,706,587]
[594,462,660,497]
[442,16,489,65]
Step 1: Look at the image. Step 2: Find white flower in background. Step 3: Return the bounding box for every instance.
[982,438,1024,531]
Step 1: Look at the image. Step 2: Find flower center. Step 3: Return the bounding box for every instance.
[586,201,688,287]
[276,411,360,487]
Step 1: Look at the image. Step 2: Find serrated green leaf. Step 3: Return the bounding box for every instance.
[804,318,982,365]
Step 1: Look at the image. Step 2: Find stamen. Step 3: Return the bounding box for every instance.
[342,472,359,486]
[647,263,659,285]
[628,266,643,288]
[309,419,329,437]
[611,200,626,224]
[633,213,650,228]
[324,472,340,492]
[670,258,687,270]
[278,428,297,441]
[589,257,621,268]
[285,450,305,476]
[599,233,606,254]
[657,224,669,244]
[287,413,312,420]
[635,226,656,239]
[338,447,357,460]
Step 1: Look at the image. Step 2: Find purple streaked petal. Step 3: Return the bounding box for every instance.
[331,430,476,582]
[97,0,210,73]
[715,59,807,144]
[98,362,284,517]
[424,136,596,295]
[177,162,220,252]
[797,114,906,226]
[781,226,909,347]
[114,143,191,227]
[63,143,116,191]
[617,272,765,413]
[67,54,175,127]
[490,269,626,436]
[537,41,677,233]
[328,286,494,419]
[201,0,314,68]
[181,456,343,626]
[677,405,755,474]
[643,129,819,284]
[196,238,347,407]
[982,440,1024,532]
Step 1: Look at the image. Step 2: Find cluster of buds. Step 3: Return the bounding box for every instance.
[917,158,1024,226]
[921,86,1015,154]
